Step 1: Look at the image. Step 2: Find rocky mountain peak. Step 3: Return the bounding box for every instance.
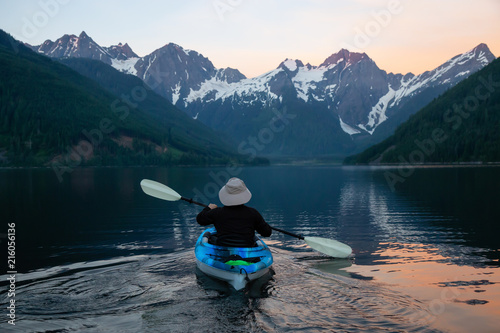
[473,43,491,52]
[28,31,112,64]
[105,42,138,60]
[468,43,495,65]
[278,59,304,72]
[215,67,246,83]
[79,31,89,39]
[320,49,369,68]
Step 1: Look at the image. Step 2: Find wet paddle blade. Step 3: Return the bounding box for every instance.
[304,236,352,258]
[140,179,182,201]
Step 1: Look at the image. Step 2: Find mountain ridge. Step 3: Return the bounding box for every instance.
[26,31,497,156]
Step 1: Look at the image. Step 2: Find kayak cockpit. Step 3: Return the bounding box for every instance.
[195,227,273,290]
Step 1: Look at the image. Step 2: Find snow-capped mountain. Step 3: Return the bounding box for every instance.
[182,44,495,137]
[28,32,496,155]
[131,43,245,106]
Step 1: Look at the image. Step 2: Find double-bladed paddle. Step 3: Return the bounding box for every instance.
[140,179,352,258]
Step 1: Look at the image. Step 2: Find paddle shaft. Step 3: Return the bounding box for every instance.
[270,226,304,240]
[181,197,208,208]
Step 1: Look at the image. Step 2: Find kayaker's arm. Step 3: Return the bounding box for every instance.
[196,205,217,226]
[253,209,272,237]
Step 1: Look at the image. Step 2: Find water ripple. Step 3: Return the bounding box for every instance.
[1,247,450,333]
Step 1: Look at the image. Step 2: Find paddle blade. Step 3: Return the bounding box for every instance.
[304,236,352,258]
[140,179,181,201]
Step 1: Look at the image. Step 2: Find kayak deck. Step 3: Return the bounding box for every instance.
[195,227,273,290]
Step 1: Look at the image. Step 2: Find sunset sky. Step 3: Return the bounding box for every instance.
[1,0,499,78]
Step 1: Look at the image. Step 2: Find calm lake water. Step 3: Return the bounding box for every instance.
[1,165,499,332]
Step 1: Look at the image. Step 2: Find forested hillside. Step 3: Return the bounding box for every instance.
[0,30,240,168]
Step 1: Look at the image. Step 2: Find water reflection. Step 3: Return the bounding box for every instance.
[307,257,353,278]
[2,166,500,332]
[341,241,500,333]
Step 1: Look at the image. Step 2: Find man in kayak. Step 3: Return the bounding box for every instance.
[196,177,272,247]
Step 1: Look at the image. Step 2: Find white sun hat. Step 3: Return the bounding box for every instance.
[218,177,252,206]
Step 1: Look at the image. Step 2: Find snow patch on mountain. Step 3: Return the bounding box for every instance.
[339,116,361,135]
[185,76,232,105]
[361,86,395,134]
[111,57,139,75]
[142,54,157,80]
[171,82,182,105]
[186,68,281,106]
[455,70,470,78]
[283,59,298,71]
[292,67,326,102]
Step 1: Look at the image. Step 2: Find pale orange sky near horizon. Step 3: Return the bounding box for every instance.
[203,0,500,77]
[208,40,500,78]
[1,0,499,78]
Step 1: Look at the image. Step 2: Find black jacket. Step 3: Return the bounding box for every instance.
[196,205,272,247]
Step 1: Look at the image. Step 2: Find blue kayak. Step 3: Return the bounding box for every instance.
[195,227,273,290]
